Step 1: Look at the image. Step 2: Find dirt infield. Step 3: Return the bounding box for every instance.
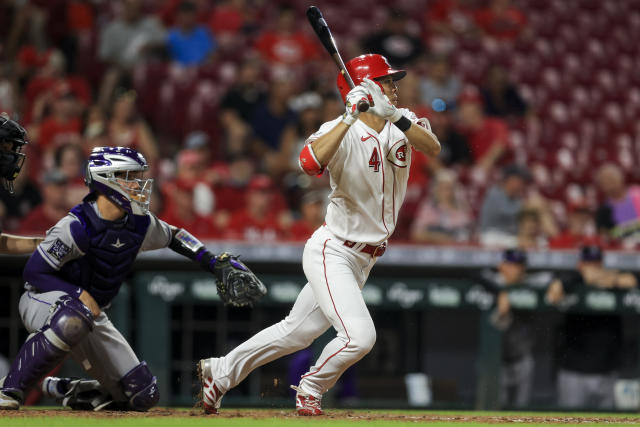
[2,408,640,424]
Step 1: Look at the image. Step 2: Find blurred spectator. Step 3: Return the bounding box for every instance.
[108,90,159,166]
[98,0,166,109]
[160,179,219,238]
[54,142,86,206]
[456,87,509,174]
[478,248,535,408]
[0,66,18,117]
[474,0,527,41]
[289,190,327,241]
[478,165,529,247]
[226,175,289,241]
[220,56,266,156]
[283,91,323,174]
[84,120,110,153]
[158,0,210,28]
[99,0,166,69]
[516,209,547,250]
[16,169,69,234]
[424,0,478,42]
[208,0,253,36]
[211,153,256,221]
[166,1,217,67]
[549,202,601,249]
[254,5,319,65]
[547,246,636,409]
[428,111,472,168]
[410,170,472,244]
[419,55,461,110]
[172,148,216,216]
[480,65,528,119]
[594,163,640,249]
[362,9,425,67]
[249,73,297,173]
[36,83,83,151]
[23,50,90,125]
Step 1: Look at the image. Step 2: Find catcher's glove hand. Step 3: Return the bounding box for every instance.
[212,252,267,307]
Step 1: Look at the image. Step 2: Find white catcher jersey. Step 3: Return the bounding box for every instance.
[306,109,424,245]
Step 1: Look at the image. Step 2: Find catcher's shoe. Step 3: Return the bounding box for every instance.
[290,385,323,416]
[0,389,20,410]
[198,358,225,414]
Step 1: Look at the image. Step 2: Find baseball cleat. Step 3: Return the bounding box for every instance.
[0,389,20,410]
[290,385,323,416]
[198,358,225,415]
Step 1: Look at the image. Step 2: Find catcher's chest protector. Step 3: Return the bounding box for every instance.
[61,201,150,306]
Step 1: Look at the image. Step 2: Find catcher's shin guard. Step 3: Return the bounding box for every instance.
[2,296,93,400]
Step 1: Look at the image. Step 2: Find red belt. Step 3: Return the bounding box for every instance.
[343,240,387,257]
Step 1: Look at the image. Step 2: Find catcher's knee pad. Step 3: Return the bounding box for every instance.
[1,296,93,394]
[120,362,159,411]
[46,295,94,350]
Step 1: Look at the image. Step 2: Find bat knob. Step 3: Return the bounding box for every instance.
[357,100,369,112]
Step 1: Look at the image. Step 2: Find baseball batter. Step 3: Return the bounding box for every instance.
[0,146,264,411]
[198,54,441,415]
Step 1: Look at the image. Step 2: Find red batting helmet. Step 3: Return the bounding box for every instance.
[337,54,406,103]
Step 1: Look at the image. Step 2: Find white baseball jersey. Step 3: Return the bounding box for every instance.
[202,111,434,405]
[306,109,420,245]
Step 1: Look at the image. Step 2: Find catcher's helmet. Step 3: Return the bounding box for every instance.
[336,54,406,103]
[85,146,153,215]
[0,115,28,193]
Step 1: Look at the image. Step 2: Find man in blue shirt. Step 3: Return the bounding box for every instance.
[167,1,216,66]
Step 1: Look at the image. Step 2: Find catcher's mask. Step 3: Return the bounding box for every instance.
[85,146,153,215]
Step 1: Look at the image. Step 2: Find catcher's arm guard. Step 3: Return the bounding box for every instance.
[168,228,267,307]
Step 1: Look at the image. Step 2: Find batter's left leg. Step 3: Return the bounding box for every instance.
[297,240,376,400]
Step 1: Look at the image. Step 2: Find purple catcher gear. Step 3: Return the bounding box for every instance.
[1,295,93,400]
[85,146,153,215]
[120,362,159,411]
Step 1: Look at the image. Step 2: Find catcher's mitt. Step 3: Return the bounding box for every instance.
[213,252,267,307]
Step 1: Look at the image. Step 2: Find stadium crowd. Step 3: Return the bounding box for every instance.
[0,0,638,251]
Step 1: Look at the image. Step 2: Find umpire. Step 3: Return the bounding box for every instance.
[546,245,637,409]
[478,248,535,408]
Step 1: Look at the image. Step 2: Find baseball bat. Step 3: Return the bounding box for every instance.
[306,5,369,112]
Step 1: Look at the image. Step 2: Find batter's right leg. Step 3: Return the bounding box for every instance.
[0,294,93,409]
[199,283,331,414]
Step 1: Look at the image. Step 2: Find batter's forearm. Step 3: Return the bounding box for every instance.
[405,124,441,157]
[310,121,351,165]
[0,234,43,254]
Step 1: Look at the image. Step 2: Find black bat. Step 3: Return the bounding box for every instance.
[306,5,369,112]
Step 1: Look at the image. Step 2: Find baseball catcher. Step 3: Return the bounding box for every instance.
[0,146,265,411]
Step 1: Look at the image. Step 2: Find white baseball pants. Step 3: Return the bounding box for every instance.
[211,225,378,398]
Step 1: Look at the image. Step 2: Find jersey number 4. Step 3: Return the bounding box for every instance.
[369,147,380,172]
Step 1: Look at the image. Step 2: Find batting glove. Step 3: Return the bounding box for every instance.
[342,85,370,125]
[361,78,403,122]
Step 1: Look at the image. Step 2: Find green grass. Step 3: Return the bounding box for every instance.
[1,408,639,427]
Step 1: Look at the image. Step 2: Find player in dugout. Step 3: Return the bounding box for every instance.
[0,146,265,411]
[197,54,441,415]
